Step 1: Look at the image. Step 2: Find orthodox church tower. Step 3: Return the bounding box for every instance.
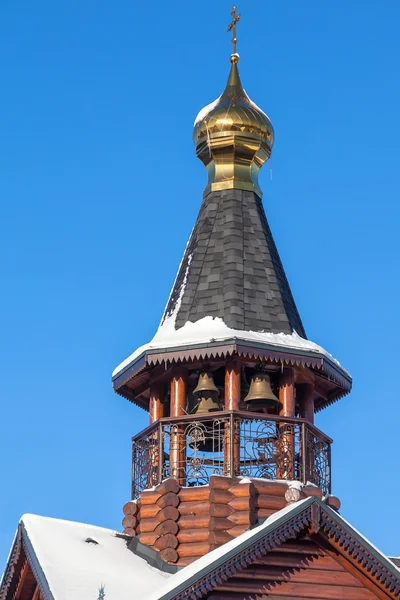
[112,7,351,566]
[4,9,400,600]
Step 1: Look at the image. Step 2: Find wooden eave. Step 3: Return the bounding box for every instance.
[156,498,400,600]
[0,524,50,600]
[0,525,24,600]
[112,339,352,412]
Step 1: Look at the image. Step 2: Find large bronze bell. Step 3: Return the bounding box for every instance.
[189,371,221,452]
[244,372,279,411]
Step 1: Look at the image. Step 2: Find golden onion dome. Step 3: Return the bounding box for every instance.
[193,54,274,198]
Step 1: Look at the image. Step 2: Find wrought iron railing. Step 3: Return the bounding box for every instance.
[131,410,332,499]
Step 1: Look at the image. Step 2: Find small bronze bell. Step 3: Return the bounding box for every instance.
[189,371,221,452]
[192,371,220,415]
[244,372,279,411]
[193,371,219,397]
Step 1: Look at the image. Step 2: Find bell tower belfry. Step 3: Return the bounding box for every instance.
[112,8,351,566]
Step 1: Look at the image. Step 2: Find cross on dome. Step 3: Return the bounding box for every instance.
[227,5,241,56]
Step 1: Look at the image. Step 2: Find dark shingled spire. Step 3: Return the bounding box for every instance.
[162,189,306,338]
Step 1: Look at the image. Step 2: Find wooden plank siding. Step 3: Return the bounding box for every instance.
[208,539,382,599]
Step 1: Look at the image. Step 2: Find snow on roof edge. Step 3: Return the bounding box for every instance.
[18,514,170,600]
[112,315,350,379]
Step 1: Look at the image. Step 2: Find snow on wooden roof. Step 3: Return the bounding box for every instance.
[18,514,171,600]
[112,315,347,378]
[3,500,400,600]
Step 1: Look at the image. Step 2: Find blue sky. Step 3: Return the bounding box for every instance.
[1,0,400,569]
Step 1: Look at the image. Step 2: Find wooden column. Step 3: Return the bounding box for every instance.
[277,367,295,479]
[298,383,314,424]
[298,382,315,483]
[169,367,187,485]
[149,382,165,486]
[224,360,241,476]
[279,368,295,418]
[224,360,241,410]
[150,382,165,424]
[170,367,187,417]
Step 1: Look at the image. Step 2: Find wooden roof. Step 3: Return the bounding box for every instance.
[113,341,352,413]
[2,500,399,600]
[151,497,400,600]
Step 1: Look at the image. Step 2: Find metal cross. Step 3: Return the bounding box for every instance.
[98,585,106,600]
[227,5,241,55]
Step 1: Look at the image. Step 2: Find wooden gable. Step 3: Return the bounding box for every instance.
[162,499,400,600]
[209,536,387,599]
[0,527,44,600]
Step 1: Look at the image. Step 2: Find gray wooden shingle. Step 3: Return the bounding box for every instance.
[162,189,306,338]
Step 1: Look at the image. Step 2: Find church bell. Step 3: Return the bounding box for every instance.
[244,372,279,411]
[189,371,221,453]
[192,371,220,414]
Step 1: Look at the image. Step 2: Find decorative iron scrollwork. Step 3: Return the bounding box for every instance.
[131,412,331,498]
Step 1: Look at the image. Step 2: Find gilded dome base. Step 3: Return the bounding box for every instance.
[204,179,262,197]
[193,58,274,198]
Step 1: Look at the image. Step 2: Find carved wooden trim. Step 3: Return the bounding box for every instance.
[317,536,394,600]
[0,523,52,600]
[310,501,321,534]
[321,512,400,597]
[143,346,350,393]
[0,526,22,600]
[168,501,400,600]
[114,340,351,412]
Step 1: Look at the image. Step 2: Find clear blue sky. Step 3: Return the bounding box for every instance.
[1,0,400,569]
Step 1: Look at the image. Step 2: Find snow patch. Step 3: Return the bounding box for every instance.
[287,480,304,491]
[159,253,192,336]
[113,315,347,378]
[20,514,170,600]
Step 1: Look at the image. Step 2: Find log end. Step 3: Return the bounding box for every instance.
[156,506,180,523]
[159,547,179,564]
[156,478,181,495]
[285,487,306,504]
[122,515,137,530]
[303,484,323,499]
[122,500,138,516]
[154,533,179,551]
[156,491,180,509]
[324,494,341,511]
[155,519,179,537]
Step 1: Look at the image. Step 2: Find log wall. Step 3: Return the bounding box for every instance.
[122,477,340,566]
